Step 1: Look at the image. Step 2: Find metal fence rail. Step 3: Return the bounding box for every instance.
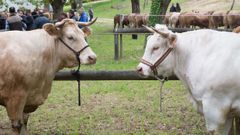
[54,70,178,81]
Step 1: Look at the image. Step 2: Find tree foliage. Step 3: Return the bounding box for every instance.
[149,0,161,26]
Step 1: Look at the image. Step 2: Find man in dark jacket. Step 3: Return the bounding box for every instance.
[25,10,34,30]
[88,7,94,21]
[32,10,50,29]
[7,7,24,31]
[169,3,177,12]
[0,12,7,30]
[176,3,181,12]
[69,9,78,21]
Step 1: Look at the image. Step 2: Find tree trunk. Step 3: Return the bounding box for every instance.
[131,0,140,13]
[78,0,83,8]
[71,0,77,10]
[131,0,140,39]
[159,0,171,22]
[149,0,171,26]
[51,0,65,20]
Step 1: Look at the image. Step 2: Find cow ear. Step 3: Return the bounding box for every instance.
[81,27,92,37]
[168,34,177,48]
[43,23,59,36]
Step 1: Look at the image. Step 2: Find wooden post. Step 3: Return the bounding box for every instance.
[120,34,123,58]
[114,34,119,60]
[119,14,123,58]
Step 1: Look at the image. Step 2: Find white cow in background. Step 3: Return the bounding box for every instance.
[137,24,240,135]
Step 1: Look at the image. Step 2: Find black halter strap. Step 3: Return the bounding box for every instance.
[58,38,89,106]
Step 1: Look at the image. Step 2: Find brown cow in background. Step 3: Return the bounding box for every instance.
[178,11,213,28]
[209,12,225,29]
[233,26,240,33]
[114,14,129,29]
[169,12,180,28]
[225,11,240,29]
[128,13,149,28]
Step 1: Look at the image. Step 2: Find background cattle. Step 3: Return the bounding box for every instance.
[0,18,97,134]
[128,13,149,28]
[233,26,240,33]
[208,11,225,29]
[168,12,180,28]
[225,11,240,29]
[178,12,197,28]
[163,13,171,27]
[113,14,129,29]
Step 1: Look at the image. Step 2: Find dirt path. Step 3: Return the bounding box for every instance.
[181,0,240,12]
[83,0,110,6]
[98,18,113,24]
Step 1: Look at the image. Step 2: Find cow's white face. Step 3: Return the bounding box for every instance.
[43,19,97,67]
[137,25,176,77]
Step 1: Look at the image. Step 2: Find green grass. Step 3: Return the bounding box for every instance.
[64,0,188,18]
[0,0,205,134]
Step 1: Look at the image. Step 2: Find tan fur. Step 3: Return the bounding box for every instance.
[233,26,240,33]
[225,11,240,29]
[209,12,225,29]
[0,18,96,134]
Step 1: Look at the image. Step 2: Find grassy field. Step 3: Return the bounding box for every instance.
[0,0,218,134]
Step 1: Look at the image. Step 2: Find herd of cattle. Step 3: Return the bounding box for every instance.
[114,13,149,29]
[114,10,240,30]
[165,10,240,29]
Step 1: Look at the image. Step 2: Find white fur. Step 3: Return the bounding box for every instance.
[137,25,240,134]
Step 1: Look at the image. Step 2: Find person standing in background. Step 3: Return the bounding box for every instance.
[57,12,68,22]
[25,10,34,30]
[7,7,24,31]
[169,3,177,12]
[32,10,50,29]
[69,9,78,21]
[79,7,89,23]
[176,3,181,12]
[0,12,7,31]
[88,7,94,21]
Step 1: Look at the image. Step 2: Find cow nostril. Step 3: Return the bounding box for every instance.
[88,55,96,64]
[137,67,143,72]
[88,56,94,60]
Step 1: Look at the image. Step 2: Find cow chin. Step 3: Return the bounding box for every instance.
[80,57,97,65]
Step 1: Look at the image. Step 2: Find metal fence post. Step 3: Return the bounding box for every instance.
[114,33,119,60]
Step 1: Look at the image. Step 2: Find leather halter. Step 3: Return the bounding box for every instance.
[140,38,176,76]
[141,47,173,75]
[58,38,89,65]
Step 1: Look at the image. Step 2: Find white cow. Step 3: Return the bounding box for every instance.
[137,24,240,135]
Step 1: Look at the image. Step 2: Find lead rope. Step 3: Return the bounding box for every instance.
[154,75,166,112]
[58,38,89,106]
[72,53,81,106]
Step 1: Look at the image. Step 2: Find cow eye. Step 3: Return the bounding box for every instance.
[67,36,74,40]
[153,47,159,51]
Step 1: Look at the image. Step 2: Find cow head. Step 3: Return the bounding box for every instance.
[43,18,97,67]
[137,24,177,77]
